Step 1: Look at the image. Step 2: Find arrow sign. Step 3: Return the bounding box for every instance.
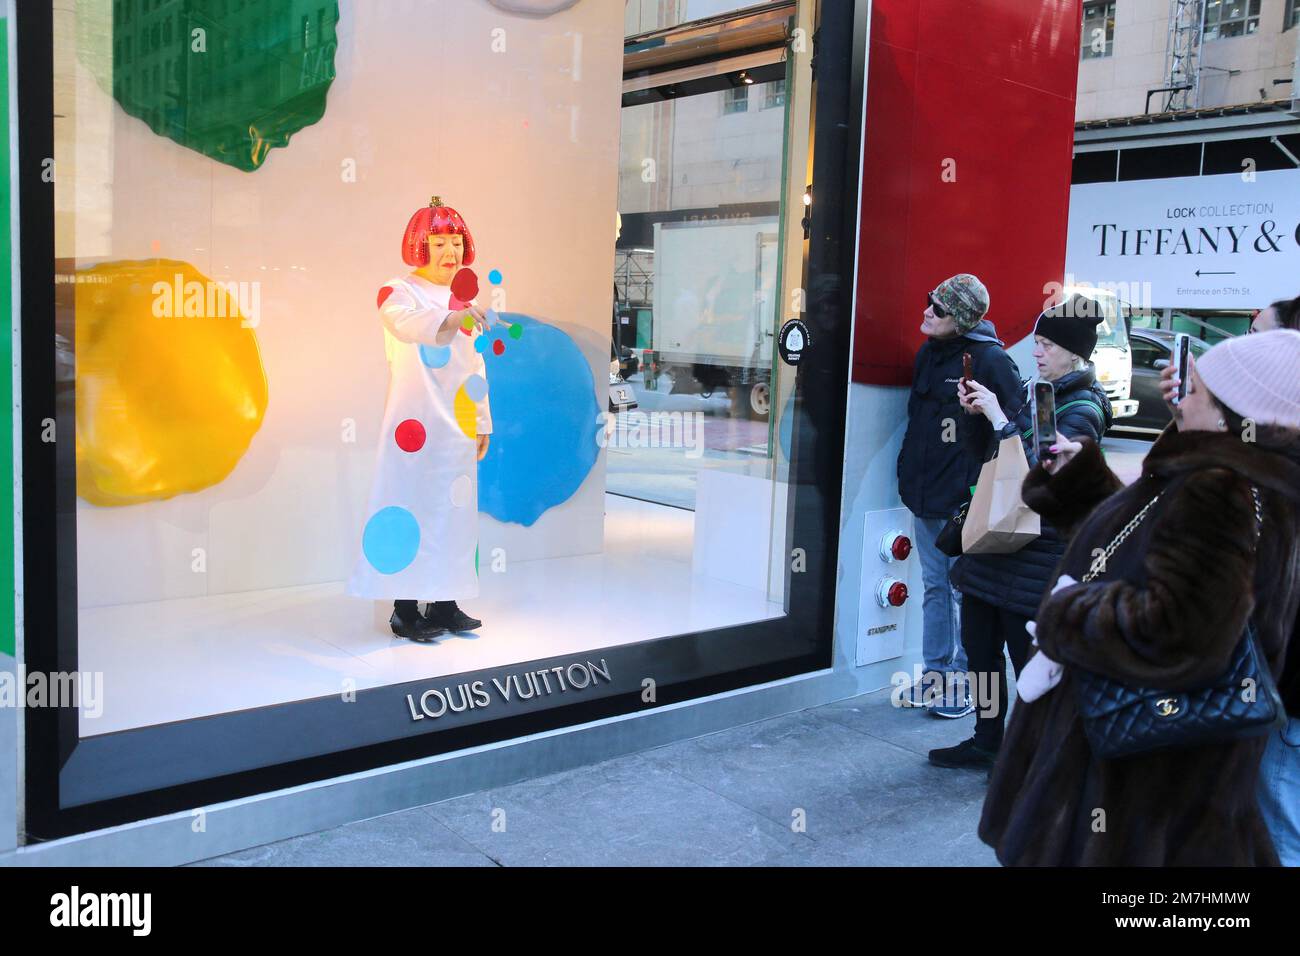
[1195,270,1236,277]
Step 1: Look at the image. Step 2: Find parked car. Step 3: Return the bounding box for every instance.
[1111,327,1210,436]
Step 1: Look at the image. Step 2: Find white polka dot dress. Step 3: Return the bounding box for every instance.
[347,274,492,601]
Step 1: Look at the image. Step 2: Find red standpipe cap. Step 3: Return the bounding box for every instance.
[891,536,912,561]
[887,582,908,607]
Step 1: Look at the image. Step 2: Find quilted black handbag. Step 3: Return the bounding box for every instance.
[1074,487,1287,759]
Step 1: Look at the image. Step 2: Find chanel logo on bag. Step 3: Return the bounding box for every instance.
[1154,697,1182,718]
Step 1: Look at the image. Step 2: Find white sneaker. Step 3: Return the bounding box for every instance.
[899,672,944,708]
[930,695,976,719]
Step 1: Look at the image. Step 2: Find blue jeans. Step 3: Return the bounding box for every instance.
[912,515,966,676]
[1259,717,1300,866]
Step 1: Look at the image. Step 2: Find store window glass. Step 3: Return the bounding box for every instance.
[32,0,820,826]
[1072,149,1118,184]
[1081,1,1115,60]
[1286,0,1300,31]
[1118,143,1201,180]
[613,67,787,510]
[1205,0,1262,39]
[1202,135,1300,174]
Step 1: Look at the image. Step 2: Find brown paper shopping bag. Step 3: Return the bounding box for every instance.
[961,434,1041,554]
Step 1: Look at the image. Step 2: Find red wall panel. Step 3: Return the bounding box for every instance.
[852,0,1082,387]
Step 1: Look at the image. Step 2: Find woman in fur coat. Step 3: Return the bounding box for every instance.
[979,329,1300,866]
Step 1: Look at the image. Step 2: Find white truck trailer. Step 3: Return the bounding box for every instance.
[648,216,779,419]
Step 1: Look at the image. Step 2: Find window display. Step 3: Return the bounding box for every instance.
[21,0,841,837]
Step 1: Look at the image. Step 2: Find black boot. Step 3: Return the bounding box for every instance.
[928,737,997,770]
[423,600,482,632]
[390,600,446,642]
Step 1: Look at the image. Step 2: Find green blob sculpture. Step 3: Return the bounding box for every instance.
[109,0,339,172]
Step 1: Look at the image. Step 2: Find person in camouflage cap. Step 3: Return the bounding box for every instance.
[928,273,991,334]
[897,271,1021,718]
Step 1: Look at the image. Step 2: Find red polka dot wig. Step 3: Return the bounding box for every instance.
[402,196,476,267]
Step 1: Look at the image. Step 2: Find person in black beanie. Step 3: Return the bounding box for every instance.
[929,294,1113,770]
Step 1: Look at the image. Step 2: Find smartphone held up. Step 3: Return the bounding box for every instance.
[957,351,975,408]
[1172,333,1191,406]
[1033,381,1056,469]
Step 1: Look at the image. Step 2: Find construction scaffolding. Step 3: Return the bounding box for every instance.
[1161,0,1206,112]
[615,248,655,306]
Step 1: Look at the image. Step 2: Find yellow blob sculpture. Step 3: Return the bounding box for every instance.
[453,384,479,440]
[75,259,269,506]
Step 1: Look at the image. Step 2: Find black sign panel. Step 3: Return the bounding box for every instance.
[778,319,811,365]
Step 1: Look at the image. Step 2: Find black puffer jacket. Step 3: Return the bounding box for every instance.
[897,321,1024,519]
[949,366,1112,617]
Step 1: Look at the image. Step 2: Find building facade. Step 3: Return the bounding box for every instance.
[1067,1,1300,340]
[1077,0,1298,121]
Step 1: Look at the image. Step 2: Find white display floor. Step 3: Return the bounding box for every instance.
[77,495,785,736]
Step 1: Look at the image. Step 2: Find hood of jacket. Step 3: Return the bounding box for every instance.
[958,319,1003,347]
[926,318,1005,352]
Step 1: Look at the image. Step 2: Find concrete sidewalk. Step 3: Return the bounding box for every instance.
[194,686,999,867]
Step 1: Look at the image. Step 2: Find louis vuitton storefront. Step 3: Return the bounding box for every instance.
[3,0,872,859]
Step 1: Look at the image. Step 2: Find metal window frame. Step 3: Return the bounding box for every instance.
[1204,0,1263,39]
[1080,0,1116,60]
[625,1,794,79]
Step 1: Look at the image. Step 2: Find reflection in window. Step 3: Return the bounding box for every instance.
[626,0,785,37]
[1287,0,1300,30]
[763,78,786,110]
[1205,0,1261,39]
[614,76,787,508]
[1081,1,1115,60]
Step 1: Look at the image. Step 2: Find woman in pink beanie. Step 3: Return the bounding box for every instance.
[1193,327,1300,431]
[1199,326,1300,867]
[978,328,1300,866]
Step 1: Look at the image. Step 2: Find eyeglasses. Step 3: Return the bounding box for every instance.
[927,293,950,320]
